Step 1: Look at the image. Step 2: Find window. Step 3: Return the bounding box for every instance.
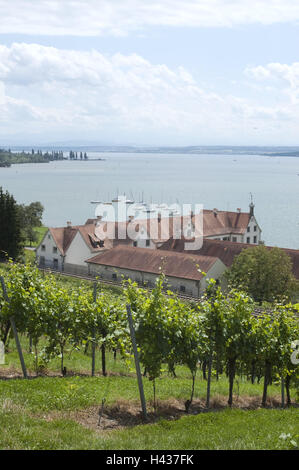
[53,246,57,253]
[41,244,46,251]
[146,239,150,247]
[254,236,257,243]
[232,237,237,242]
[246,237,250,244]
[254,226,257,232]
[133,241,137,247]
[247,226,250,232]
[48,234,51,239]
[180,285,186,293]
[112,273,117,280]
[53,258,58,269]
[40,256,45,266]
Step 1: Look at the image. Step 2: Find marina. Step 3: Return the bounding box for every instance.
[1,151,298,249]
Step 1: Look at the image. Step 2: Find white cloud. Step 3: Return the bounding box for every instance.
[0,0,299,36]
[0,81,44,133]
[0,43,299,144]
[246,62,299,103]
[246,63,299,83]
[0,43,230,142]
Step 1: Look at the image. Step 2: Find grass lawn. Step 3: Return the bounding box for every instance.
[24,226,48,248]
[0,399,297,450]
[0,341,298,450]
[23,225,47,264]
[0,264,298,450]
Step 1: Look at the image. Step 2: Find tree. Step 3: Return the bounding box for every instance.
[24,201,44,227]
[0,187,22,260]
[225,245,298,303]
[18,201,44,246]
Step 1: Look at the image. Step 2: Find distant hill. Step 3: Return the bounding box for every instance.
[6,144,299,157]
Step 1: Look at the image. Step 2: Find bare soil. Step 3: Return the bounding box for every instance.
[42,395,298,433]
[1,367,297,433]
[0,367,127,380]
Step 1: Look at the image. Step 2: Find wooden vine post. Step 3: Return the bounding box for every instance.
[206,353,212,408]
[126,304,147,421]
[91,281,97,377]
[0,276,28,379]
[281,374,285,408]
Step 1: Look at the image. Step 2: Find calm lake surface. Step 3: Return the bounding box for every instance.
[1,152,298,249]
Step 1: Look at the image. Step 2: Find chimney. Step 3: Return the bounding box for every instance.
[237,208,241,213]
[213,208,218,217]
[95,215,102,226]
[157,212,161,223]
[66,221,72,228]
[249,202,254,218]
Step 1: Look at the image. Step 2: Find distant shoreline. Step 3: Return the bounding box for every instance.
[0,158,106,167]
[0,147,107,167]
[7,145,299,158]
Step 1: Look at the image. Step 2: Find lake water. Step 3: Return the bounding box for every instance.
[0,152,298,249]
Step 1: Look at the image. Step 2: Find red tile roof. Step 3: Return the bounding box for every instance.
[193,210,251,237]
[159,238,299,280]
[77,224,114,252]
[86,246,221,281]
[49,223,112,255]
[49,226,78,255]
[49,208,252,257]
[86,209,251,244]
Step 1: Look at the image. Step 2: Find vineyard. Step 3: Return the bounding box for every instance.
[0,260,298,415]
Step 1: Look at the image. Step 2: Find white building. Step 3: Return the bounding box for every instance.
[36,222,113,275]
[86,245,227,297]
[199,203,262,245]
[36,203,262,284]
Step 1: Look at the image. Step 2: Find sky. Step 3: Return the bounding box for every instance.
[0,0,299,146]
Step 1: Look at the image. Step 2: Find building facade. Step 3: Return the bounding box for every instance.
[86,246,227,297]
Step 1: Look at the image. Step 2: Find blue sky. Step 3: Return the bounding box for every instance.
[0,0,299,146]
